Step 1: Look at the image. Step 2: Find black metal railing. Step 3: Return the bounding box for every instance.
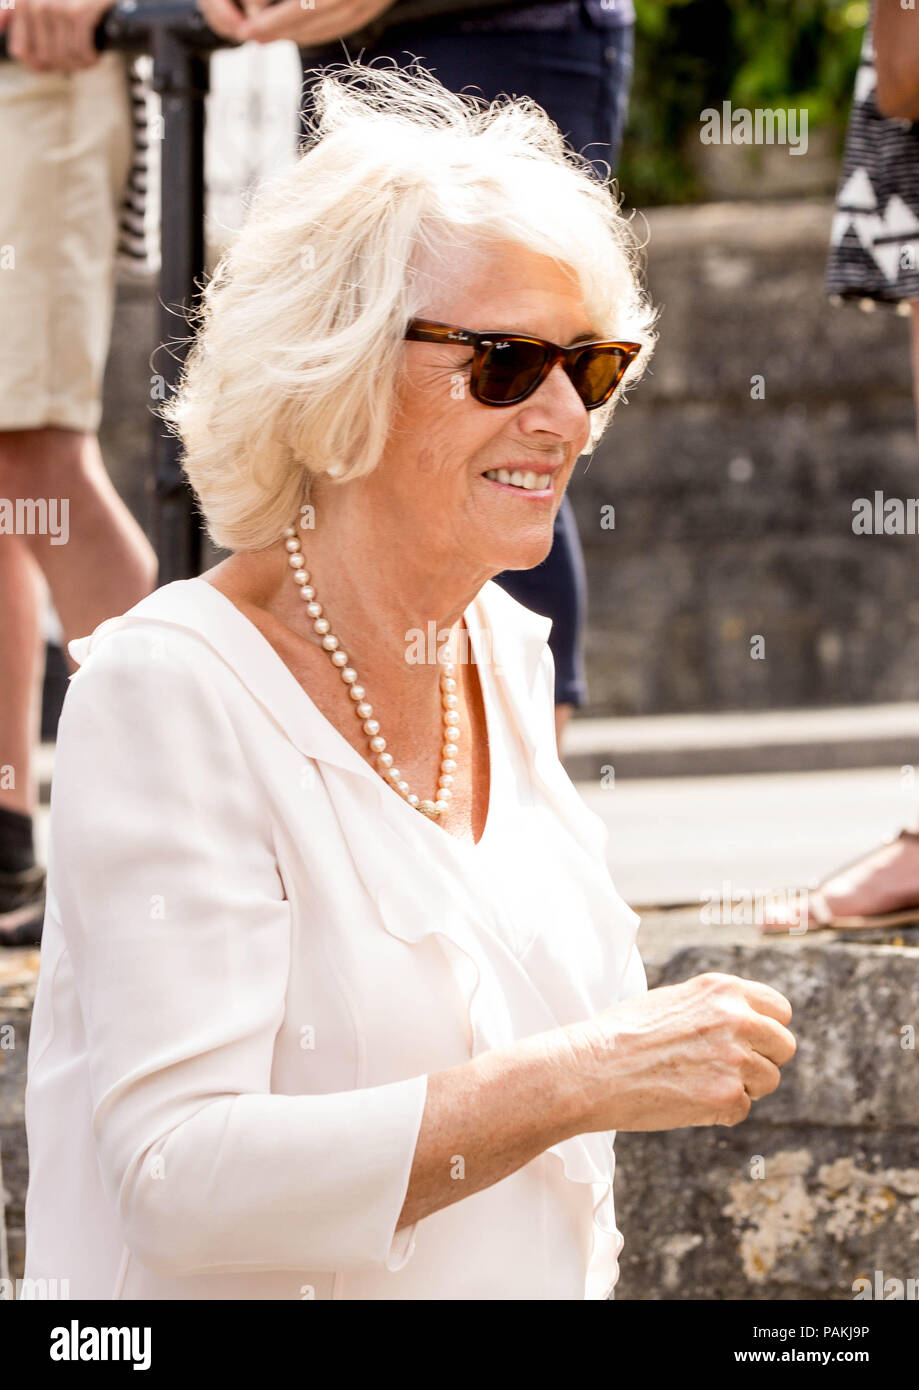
[2,2,240,581]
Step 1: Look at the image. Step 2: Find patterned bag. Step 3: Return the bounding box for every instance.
[826,14,919,311]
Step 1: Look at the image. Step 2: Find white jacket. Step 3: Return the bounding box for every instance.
[23,576,645,1300]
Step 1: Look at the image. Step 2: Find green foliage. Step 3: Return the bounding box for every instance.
[618,0,867,206]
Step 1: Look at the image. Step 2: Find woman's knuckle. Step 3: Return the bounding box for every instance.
[729,1089,752,1124]
[699,971,727,989]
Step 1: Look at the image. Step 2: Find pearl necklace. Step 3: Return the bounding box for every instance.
[283,523,458,819]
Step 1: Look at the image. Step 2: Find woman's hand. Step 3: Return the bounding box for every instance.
[563,972,797,1133]
[1,0,111,72]
[195,0,396,47]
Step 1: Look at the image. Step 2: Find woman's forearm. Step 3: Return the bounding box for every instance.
[396,971,799,1232]
[396,1025,588,1229]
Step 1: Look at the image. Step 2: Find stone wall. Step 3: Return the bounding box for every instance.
[570,200,919,716]
[613,938,919,1301]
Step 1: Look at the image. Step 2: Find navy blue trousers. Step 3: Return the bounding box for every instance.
[300,16,634,706]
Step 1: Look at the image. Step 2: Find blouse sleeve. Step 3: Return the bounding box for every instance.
[49,624,428,1279]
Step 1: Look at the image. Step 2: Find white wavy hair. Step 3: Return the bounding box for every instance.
[158,56,658,553]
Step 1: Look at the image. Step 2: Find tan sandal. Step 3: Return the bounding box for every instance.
[760,828,919,934]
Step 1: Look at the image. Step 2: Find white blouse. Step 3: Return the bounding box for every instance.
[23,575,646,1300]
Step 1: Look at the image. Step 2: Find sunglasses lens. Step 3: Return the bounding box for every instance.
[570,346,631,408]
[476,340,550,403]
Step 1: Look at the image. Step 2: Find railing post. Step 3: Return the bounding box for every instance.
[150,24,211,583]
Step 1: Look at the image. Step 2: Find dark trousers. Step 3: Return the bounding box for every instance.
[300,16,634,707]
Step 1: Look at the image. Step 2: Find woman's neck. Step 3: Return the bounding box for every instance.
[209,536,486,721]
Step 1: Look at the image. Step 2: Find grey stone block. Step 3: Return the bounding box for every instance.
[577,200,918,715]
[613,941,919,1300]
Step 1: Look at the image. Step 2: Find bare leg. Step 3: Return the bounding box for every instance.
[554,702,573,757]
[0,427,159,824]
[0,536,46,817]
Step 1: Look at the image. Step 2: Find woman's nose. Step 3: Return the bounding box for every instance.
[526,361,591,426]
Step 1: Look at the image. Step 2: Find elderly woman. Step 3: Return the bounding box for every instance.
[23,60,795,1301]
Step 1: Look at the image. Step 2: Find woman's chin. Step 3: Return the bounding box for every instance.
[490,535,555,573]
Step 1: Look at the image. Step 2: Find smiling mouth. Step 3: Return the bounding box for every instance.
[481,467,554,492]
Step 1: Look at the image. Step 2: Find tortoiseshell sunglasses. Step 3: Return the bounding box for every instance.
[404,318,642,410]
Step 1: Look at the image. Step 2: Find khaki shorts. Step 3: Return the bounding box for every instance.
[0,52,133,434]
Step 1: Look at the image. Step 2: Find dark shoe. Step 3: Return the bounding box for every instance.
[0,862,46,947]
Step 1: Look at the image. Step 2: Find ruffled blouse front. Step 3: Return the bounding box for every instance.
[23,575,645,1301]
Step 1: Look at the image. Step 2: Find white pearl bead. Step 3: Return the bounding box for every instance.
[356,702,373,719]
[442,693,458,709]
[331,651,348,667]
[370,736,386,753]
[441,758,457,774]
[350,685,365,700]
[314,618,330,635]
[294,571,309,586]
[321,634,338,650]
[300,586,316,600]
[434,800,449,814]
[443,743,458,758]
[378,752,393,768]
[439,773,454,788]
[397,780,409,794]
[438,786,452,802]
[342,669,357,684]
[407,793,420,808]
[387,768,401,782]
[283,526,295,538]
[285,538,300,553]
[289,554,305,569]
[443,677,456,693]
[306,601,322,618]
[445,725,460,742]
[363,719,380,736]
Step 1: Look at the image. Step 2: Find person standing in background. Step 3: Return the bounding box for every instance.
[199,0,637,752]
[0,0,159,947]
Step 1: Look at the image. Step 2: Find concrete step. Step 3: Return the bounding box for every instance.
[562,702,919,781]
